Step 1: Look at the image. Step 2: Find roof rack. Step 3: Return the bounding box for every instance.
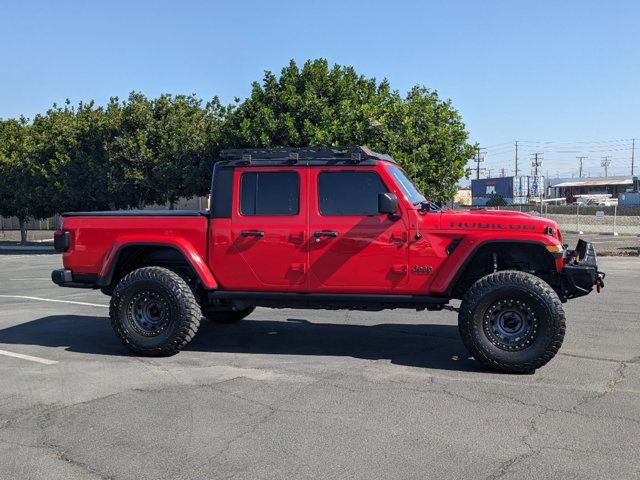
[218,146,396,166]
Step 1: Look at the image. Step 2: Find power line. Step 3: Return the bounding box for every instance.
[518,138,635,145]
[484,141,514,149]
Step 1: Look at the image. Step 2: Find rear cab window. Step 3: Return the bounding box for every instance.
[240,171,300,216]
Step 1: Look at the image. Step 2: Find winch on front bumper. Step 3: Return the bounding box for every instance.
[561,239,605,300]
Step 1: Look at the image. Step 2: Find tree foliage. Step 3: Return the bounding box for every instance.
[226,59,474,201]
[0,117,55,242]
[0,58,474,239]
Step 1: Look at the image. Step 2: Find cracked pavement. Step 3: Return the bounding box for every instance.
[0,255,638,479]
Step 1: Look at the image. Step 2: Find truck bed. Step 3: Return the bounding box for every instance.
[59,211,211,286]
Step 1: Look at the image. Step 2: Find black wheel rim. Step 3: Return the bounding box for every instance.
[483,297,539,351]
[127,290,171,337]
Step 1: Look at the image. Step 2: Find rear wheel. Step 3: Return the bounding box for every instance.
[110,266,201,356]
[458,271,565,373]
[202,306,255,324]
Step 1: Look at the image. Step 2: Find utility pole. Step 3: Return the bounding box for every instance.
[529,153,543,200]
[601,156,611,177]
[632,138,635,176]
[475,146,486,179]
[576,156,587,178]
[531,153,543,177]
[500,168,507,177]
[514,141,519,177]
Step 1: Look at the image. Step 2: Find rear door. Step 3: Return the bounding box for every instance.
[210,166,308,291]
[307,167,410,293]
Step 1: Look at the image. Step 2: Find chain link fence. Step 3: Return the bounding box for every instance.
[0,214,62,231]
[469,204,640,236]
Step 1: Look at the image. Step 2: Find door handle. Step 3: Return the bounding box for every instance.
[313,230,339,238]
[241,230,265,237]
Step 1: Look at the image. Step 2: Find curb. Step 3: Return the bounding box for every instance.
[0,246,56,254]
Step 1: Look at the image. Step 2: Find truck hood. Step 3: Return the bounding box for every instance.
[440,209,560,235]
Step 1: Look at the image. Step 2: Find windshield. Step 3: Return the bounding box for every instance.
[386,165,426,205]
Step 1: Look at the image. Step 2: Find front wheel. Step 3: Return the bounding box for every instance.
[458,271,566,373]
[110,266,201,356]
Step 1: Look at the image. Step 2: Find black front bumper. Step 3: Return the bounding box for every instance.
[562,239,605,299]
[51,268,99,289]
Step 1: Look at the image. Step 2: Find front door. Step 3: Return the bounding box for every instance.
[307,168,410,293]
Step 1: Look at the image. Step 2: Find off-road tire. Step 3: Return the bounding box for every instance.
[458,271,565,373]
[110,266,201,356]
[202,306,255,324]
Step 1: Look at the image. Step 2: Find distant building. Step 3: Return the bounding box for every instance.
[454,188,471,206]
[547,176,638,201]
[471,176,544,206]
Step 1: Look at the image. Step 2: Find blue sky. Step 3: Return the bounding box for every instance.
[1,0,638,178]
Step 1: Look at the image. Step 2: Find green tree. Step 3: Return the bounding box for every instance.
[103,93,158,209]
[151,94,228,207]
[0,118,55,244]
[225,59,393,147]
[31,100,113,213]
[226,58,475,201]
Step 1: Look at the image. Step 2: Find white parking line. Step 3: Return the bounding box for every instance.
[0,348,58,365]
[0,294,108,308]
[8,278,52,281]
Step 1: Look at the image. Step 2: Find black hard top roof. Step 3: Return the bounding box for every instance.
[218,146,396,166]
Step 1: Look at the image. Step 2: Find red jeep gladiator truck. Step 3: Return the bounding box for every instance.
[52,146,604,373]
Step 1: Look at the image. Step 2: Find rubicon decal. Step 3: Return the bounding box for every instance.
[449,222,537,231]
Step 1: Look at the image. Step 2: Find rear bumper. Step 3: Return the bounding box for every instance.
[51,268,99,289]
[562,240,605,299]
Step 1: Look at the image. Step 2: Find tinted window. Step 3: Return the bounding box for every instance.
[211,166,233,218]
[318,171,388,216]
[240,171,299,216]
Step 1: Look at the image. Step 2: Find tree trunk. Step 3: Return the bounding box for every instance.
[19,218,28,245]
[169,200,175,210]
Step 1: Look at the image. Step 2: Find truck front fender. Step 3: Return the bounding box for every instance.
[430,234,562,295]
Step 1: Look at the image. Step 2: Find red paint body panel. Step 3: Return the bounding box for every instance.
[57,160,566,296]
[60,215,218,289]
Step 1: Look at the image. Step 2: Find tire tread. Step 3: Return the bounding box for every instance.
[458,271,566,373]
[109,266,201,356]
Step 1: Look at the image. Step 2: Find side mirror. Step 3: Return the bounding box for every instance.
[378,192,398,215]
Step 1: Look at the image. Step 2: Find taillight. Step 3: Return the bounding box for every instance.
[54,231,70,252]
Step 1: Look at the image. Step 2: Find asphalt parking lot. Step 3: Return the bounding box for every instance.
[0,255,638,480]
